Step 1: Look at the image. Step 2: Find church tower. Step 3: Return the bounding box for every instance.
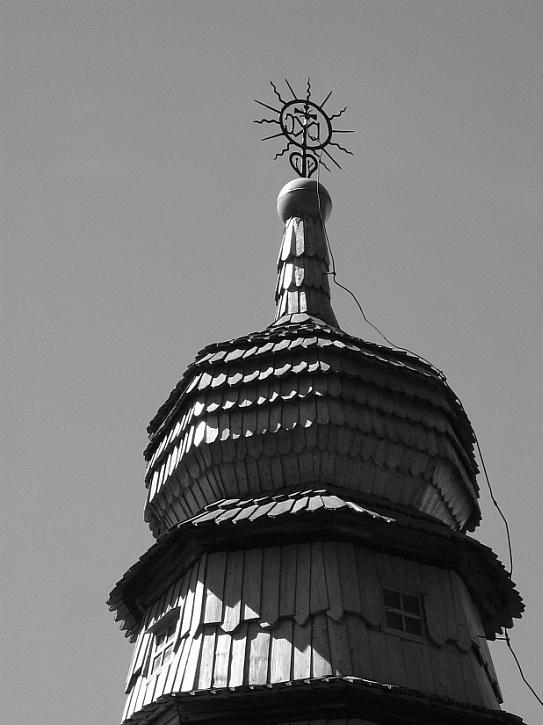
[109,82,524,725]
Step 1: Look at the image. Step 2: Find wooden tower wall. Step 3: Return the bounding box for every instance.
[110,181,522,725]
[122,543,501,722]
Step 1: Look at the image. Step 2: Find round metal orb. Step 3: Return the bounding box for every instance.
[277,178,332,224]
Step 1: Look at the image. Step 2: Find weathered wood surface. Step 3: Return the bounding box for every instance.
[273,721,379,725]
[122,544,501,722]
[274,217,338,328]
[143,313,481,538]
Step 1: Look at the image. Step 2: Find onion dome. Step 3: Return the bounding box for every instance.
[144,180,480,539]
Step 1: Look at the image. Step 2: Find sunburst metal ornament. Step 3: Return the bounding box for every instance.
[255,79,354,178]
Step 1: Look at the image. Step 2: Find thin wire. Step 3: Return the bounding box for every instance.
[313,152,543,709]
[477,439,543,707]
[315,157,512,574]
[314,152,443,374]
[315,148,514,572]
[504,629,543,706]
[474,434,513,577]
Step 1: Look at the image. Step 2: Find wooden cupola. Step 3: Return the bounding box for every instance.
[109,178,524,725]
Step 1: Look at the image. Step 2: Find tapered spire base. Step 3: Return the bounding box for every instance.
[274,179,339,328]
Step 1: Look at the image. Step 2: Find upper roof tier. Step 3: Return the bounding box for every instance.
[143,181,480,538]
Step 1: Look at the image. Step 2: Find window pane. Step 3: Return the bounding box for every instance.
[385,611,404,631]
[384,590,401,609]
[404,616,422,635]
[163,644,173,661]
[151,653,162,674]
[401,594,421,615]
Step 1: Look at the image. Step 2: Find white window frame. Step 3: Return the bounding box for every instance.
[144,608,181,677]
[379,575,428,643]
[383,588,425,638]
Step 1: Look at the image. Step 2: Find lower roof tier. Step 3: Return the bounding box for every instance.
[144,318,480,537]
[109,487,522,644]
[112,511,522,723]
[119,677,524,725]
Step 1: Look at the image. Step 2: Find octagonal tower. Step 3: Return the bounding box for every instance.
[109,176,523,725]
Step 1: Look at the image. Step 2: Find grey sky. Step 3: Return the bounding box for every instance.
[3,2,542,723]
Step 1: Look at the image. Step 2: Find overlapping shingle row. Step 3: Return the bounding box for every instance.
[274,216,338,327]
[143,319,480,537]
[109,487,523,644]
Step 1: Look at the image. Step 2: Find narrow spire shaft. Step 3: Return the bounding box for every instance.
[273,215,339,327]
[273,178,339,328]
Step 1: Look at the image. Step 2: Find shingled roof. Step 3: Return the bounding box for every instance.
[109,486,522,642]
[143,315,481,537]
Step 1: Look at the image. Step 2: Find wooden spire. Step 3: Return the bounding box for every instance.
[273,179,339,328]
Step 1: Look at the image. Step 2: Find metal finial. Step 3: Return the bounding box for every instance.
[255,79,354,178]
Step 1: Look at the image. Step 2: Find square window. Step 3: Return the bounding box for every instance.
[383,588,424,638]
[149,616,178,675]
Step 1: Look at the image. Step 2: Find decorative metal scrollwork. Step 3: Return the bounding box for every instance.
[255,79,353,178]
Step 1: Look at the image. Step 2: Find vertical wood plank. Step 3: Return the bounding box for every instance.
[400,639,424,692]
[142,669,159,707]
[222,550,244,632]
[445,644,471,702]
[213,630,232,687]
[295,542,311,625]
[424,581,447,645]
[247,622,271,684]
[309,541,328,615]
[383,631,405,686]
[356,549,383,627]
[242,548,263,621]
[171,636,192,693]
[180,561,199,638]
[449,573,471,652]
[279,544,297,617]
[344,615,370,679]
[203,550,226,624]
[417,641,437,696]
[365,629,389,684]
[432,645,452,698]
[131,671,148,715]
[189,553,208,636]
[311,614,332,678]
[327,618,352,675]
[181,630,203,691]
[229,623,248,687]
[323,542,343,621]
[261,546,281,628]
[440,570,459,644]
[293,621,312,679]
[174,569,191,651]
[164,642,183,693]
[153,659,173,701]
[336,542,362,615]
[269,618,293,683]
[197,627,217,689]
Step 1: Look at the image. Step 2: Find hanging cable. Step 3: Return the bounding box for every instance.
[313,152,543,709]
[314,152,443,374]
[504,630,543,707]
[474,433,513,576]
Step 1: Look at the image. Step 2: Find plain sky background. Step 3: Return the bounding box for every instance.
[3,2,542,723]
